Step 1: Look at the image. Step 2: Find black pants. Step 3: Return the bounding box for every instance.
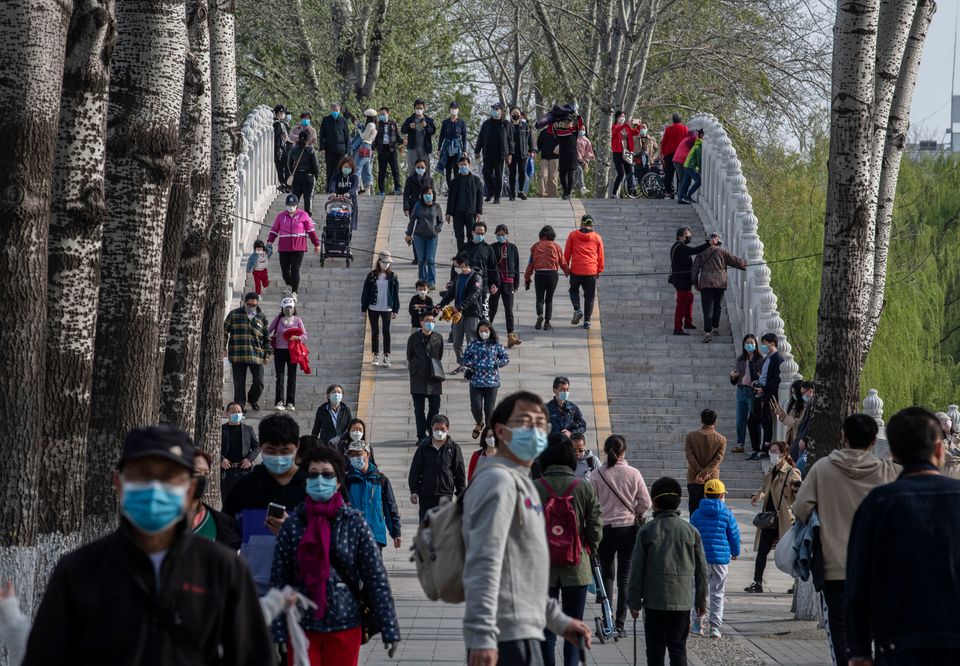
[700,287,725,331]
[598,523,638,629]
[471,639,543,666]
[291,172,315,215]
[417,493,450,523]
[411,393,441,440]
[273,348,297,406]
[443,155,459,189]
[876,650,960,665]
[610,154,634,197]
[231,362,264,407]
[488,285,515,333]
[687,483,704,515]
[482,155,504,200]
[274,154,288,187]
[558,138,577,197]
[452,213,475,251]
[748,397,775,451]
[469,386,498,426]
[377,148,401,193]
[368,310,392,354]
[753,527,778,583]
[278,251,305,293]
[569,274,597,322]
[508,153,526,197]
[543,584,589,666]
[535,271,559,322]
[644,609,689,666]
[325,150,345,187]
[663,152,676,194]
[220,467,250,501]
[821,579,846,666]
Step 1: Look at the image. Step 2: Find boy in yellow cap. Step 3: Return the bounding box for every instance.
[688,478,741,638]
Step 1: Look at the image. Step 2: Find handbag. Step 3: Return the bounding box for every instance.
[332,563,381,644]
[596,468,644,525]
[429,357,446,382]
[752,469,788,531]
[286,146,306,186]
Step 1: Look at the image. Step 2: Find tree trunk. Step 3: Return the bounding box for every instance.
[85,0,186,530]
[41,0,116,539]
[195,0,241,507]
[355,0,388,103]
[292,0,323,100]
[161,0,213,431]
[531,0,576,101]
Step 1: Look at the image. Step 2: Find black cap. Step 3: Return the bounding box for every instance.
[491,102,503,110]
[449,101,459,109]
[118,425,195,471]
[285,193,299,206]
[273,104,287,114]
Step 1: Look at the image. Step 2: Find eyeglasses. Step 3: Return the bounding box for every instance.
[307,471,337,480]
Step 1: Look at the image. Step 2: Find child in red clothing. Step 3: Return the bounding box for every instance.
[246,239,272,294]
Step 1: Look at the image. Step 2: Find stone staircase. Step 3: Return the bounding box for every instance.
[583,199,761,498]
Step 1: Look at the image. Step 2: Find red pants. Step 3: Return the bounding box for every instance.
[674,289,694,330]
[288,626,362,665]
[253,269,269,294]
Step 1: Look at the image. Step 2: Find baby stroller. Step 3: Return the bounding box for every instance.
[320,198,353,267]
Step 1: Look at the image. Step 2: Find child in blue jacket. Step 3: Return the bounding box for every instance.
[689,478,741,638]
[245,239,273,295]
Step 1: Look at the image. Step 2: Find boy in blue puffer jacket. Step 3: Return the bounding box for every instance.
[689,478,740,638]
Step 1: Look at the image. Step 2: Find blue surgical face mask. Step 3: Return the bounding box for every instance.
[378,114,386,122]
[423,321,435,332]
[301,118,310,126]
[744,343,756,353]
[506,426,548,462]
[285,114,292,123]
[802,393,812,403]
[306,475,338,501]
[496,235,507,243]
[415,167,426,176]
[760,343,769,355]
[558,390,570,402]
[459,165,469,175]
[331,110,340,119]
[121,480,188,534]
[329,392,343,404]
[423,194,434,204]
[490,110,500,118]
[262,454,295,475]
[342,167,352,175]
[350,457,365,470]
[473,234,485,243]
[229,412,243,425]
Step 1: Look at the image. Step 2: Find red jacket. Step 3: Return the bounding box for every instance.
[283,327,312,374]
[610,123,639,154]
[267,210,320,253]
[564,228,605,276]
[524,239,569,282]
[660,122,689,157]
[673,133,698,164]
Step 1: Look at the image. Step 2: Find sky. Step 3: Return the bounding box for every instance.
[911,2,958,143]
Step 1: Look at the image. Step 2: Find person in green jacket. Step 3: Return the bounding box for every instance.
[627,476,708,666]
[677,130,703,205]
[534,437,603,666]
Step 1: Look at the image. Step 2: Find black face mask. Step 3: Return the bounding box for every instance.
[193,476,208,500]
[683,237,691,244]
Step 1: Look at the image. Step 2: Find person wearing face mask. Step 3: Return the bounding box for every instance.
[408,279,435,329]
[691,232,747,342]
[192,449,241,550]
[407,313,445,439]
[672,129,699,201]
[318,102,351,184]
[343,440,402,550]
[468,424,498,482]
[475,102,514,204]
[438,100,469,188]
[677,129,704,205]
[23,425,273,665]
[660,113,689,198]
[270,446,401,662]
[287,127,322,215]
[507,106,534,201]
[408,414,466,522]
[267,193,321,301]
[335,417,378,464]
[328,155,361,230]
[455,220,501,300]
[462,391,594,664]
[488,224,522,347]
[745,441,801,594]
[245,239,273,295]
[355,108,378,195]
[770,380,813,465]
[288,111,318,148]
[401,98,436,176]
[574,128,595,196]
[563,214,605,329]
[633,122,660,181]
[548,376,587,436]
[223,291,272,412]
[273,104,291,192]
[403,158,435,221]
[669,225,710,335]
[220,402,260,499]
[311,383,354,447]
[406,185,443,287]
[748,333,783,460]
[374,106,403,195]
[609,111,640,198]
[546,102,584,200]
[729,334,764,455]
[462,320,510,439]
[361,251,400,367]
[267,297,308,412]
[438,253,484,365]
[524,225,570,331]
[446,155,484,250]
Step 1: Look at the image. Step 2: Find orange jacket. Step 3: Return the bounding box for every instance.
[564,229,604,276]
[524,239,569,282]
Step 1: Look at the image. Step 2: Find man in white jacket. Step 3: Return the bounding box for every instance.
[462,391,592,665]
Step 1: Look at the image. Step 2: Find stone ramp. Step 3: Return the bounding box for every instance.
[583,199,761,498]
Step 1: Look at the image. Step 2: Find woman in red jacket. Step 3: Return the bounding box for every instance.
[467,425,497,482]
[609,111,640,198]
[267,193,321,302]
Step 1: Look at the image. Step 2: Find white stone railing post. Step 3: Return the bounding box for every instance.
[864,389,889,459]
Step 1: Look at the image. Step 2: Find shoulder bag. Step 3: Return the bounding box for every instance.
[286,146,306,186]
[752,469,788,530]
[596,467,644,526]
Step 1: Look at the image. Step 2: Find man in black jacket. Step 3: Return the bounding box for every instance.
[454,220,501,295]
[476,102,514,204]
[846,407,960,666]
[375,106,403,194]
[508,106,535,200]
[401,98,436,176]
[319,102,350,185]
[446,155,484,250]
[669,226,710,335]
[273,104,290,191]
[407,414,466,521]
[747,333,782,460]
[23,425,272,666]
[220,402,260,499]
[438,253,484,364]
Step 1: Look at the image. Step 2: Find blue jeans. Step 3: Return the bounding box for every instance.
[542,584,588,666]
[736,385,753,445]
[677,169,701,201]
[412,234,438,286]
[357,145,373,188]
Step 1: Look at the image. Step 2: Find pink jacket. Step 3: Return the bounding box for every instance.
[268,315,308,350]
[672,132,698,164]
[576,136,595,163]
[590,459,652,527]
[267,210,319,253]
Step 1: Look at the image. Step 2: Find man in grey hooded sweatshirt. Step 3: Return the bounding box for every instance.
[462,391,593,665]
[793,413,899,666]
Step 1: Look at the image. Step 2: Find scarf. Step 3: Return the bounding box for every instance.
[296,493,344,619]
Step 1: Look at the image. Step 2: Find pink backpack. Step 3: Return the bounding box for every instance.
[539,477,582,567]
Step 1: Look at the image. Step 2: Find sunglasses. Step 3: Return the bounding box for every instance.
[306,471,337,480]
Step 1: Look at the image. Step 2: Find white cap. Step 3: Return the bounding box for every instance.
[281,297,295,309]
[378,250,392,264]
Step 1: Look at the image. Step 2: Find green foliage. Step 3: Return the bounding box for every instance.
[746,144,960,413]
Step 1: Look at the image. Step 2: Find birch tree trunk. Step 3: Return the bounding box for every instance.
[161,0,213,431]
[0,0,70,615]
[41,0,115,540]
[85,0,186,530]
[195,0,241,506]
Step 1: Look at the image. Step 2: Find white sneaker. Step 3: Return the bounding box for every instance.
[372,354,381,366]
[382,354,392,367]
[580,187,588,196]
[709,627,721,639]
[275,402,286,411]
[286,404,296,412]
[283,286,292,295]
[291,291,298,302]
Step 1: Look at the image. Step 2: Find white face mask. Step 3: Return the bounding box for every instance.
[349,430,364,441]
[433,429,447,441]
[769,453,782,466]
[415,108,424,117]
[286,205,297,214]
[479,331,490,340]
[485,436,496,448]
[417,290,427,298]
